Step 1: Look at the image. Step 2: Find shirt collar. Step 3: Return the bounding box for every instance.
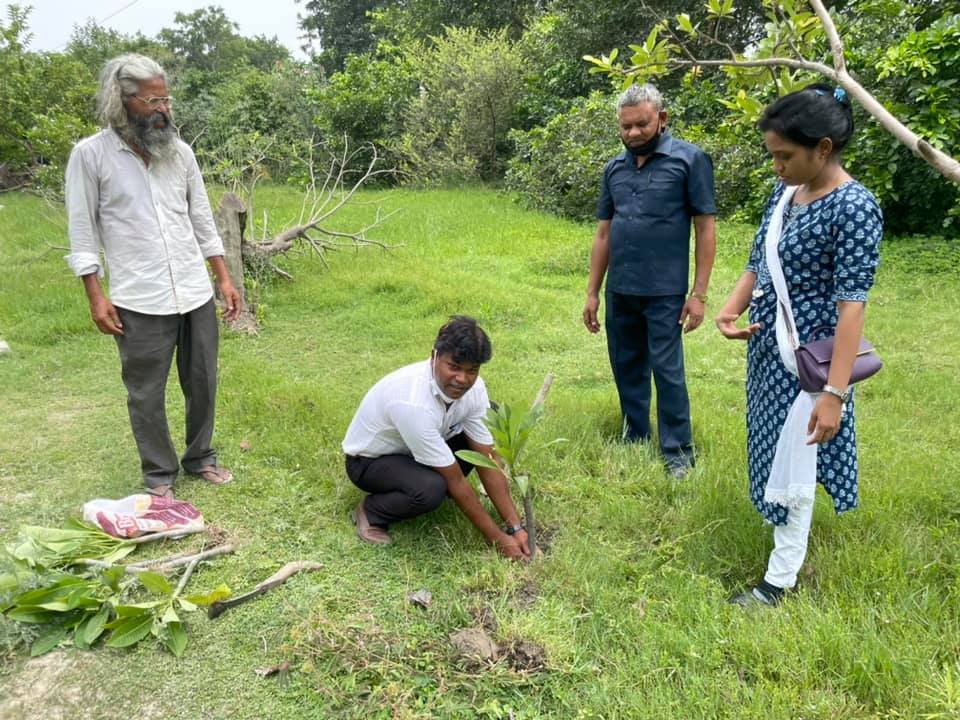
[105,127,138,157]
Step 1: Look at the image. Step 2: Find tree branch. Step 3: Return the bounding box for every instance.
[808,0,846,75]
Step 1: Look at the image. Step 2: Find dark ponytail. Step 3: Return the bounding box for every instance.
[758,83,855,154]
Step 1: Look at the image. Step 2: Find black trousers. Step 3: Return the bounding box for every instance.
[114,299,219,488]
[345,433,475,527]
[604,291,693,466]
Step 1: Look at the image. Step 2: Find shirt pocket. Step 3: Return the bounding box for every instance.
[154,162,190,215]
[641,180,681,216]
[609,176,636,208]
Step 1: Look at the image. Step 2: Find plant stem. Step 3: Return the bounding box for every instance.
[523,492,537,558]
[533,373,554,409]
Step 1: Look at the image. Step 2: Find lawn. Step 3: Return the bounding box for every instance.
[1,185,959,719]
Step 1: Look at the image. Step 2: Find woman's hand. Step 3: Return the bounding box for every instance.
[806,394,843,445]
[715,312,761,340]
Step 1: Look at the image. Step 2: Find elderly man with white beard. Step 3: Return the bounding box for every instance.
[65,54,241,499]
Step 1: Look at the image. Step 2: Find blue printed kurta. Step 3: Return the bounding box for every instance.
[745,181,882,525]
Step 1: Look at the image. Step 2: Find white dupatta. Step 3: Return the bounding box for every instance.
[762,185,818,510]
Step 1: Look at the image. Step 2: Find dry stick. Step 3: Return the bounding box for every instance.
[527,373,555,558]
[208,560,323,619]
[76,544,235,574]
[127,526,206,544]
[174,557,201,597]
[127,551,191,569]
[154,544,234,571]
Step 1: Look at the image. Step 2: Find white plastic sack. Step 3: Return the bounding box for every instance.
[83,494,205,538]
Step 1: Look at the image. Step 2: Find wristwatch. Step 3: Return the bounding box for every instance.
[689,291,708,303]
[822,384,850,403]
[504,523,524,535]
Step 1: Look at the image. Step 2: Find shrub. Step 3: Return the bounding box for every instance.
[506,92,620,221]
[394,27,523,184]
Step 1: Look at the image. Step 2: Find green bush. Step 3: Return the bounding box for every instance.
[310,45,417,181]
[394,27,523,184]
[0,7,97,193]
[506,92,620,221]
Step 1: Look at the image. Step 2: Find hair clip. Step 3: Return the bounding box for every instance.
[833,87,847,103]
[814,89,826,96]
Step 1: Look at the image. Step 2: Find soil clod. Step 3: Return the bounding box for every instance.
[502,639,547,672]
[450,628,499,665]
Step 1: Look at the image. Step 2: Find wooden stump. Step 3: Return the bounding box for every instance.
[214,193,258,334]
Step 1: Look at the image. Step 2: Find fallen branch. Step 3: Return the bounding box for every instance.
[76,544,235,574]
[174,557,201,597]
[128,526,207,544]
[208,560,323,619]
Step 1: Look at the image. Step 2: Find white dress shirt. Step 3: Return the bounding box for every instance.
[65,128,225,315]
[342,359,495,467]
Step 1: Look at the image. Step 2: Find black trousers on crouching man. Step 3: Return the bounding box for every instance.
[114,299,220,490]
[345,433,476,528]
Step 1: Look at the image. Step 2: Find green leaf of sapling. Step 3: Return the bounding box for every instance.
[454,450,501,471]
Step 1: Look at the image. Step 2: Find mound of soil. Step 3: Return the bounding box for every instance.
[449,627,547,673]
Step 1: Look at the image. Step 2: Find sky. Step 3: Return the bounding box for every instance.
[23,0,314,58]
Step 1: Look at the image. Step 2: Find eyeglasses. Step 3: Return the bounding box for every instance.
[132,95,174,109]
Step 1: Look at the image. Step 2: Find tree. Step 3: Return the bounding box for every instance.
[584,0,960,185]
[395,27,523,182]
[297,0,381,71]
[0,5,96,191]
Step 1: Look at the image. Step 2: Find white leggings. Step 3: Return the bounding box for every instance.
[764,499,815,589]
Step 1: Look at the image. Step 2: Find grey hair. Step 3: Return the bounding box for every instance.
[96,54,166,131]
[617,83,664,113]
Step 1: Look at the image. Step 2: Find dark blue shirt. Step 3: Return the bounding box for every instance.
[596,131,716,296]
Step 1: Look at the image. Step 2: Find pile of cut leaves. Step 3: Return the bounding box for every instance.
[0,520,230,657]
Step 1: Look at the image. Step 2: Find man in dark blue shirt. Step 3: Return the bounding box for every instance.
[583,83,717,477]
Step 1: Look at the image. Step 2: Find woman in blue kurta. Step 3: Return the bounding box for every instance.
[716,84,882,606]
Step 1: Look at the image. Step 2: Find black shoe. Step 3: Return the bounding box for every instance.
[729,585,782,608]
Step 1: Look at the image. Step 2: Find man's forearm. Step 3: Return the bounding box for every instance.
[436,464,501,542]
[586,223,611,297]
[692,215,717,296]
[81,273,106,303]
[206,255,232,286]
[477,468,522,527]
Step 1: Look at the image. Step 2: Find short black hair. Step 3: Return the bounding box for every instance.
[758,83,855,154]
[433,315,492,365]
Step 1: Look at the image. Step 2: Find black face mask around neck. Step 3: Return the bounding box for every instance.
[624,125,663,158]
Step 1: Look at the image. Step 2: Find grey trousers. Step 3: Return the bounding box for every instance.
[114,299,219,489]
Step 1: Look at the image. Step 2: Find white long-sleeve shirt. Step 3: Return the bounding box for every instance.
[342,360,495,467]
[65,128,224,315]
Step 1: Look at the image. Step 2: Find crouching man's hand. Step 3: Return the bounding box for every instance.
[494,532,529,562]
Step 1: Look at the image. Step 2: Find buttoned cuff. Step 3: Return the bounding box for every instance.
[65,251,103,278]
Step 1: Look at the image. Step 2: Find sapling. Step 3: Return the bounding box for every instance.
[456,374,556,557]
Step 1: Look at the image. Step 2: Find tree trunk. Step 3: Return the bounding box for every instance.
[214,193,258,333]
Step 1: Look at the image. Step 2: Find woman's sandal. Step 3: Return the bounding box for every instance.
[194,465,234,485]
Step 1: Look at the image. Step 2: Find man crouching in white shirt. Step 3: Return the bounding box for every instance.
[65,54,242,499]
[342,316,531,561]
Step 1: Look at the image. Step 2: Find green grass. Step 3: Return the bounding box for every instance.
[1,185,959,719]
